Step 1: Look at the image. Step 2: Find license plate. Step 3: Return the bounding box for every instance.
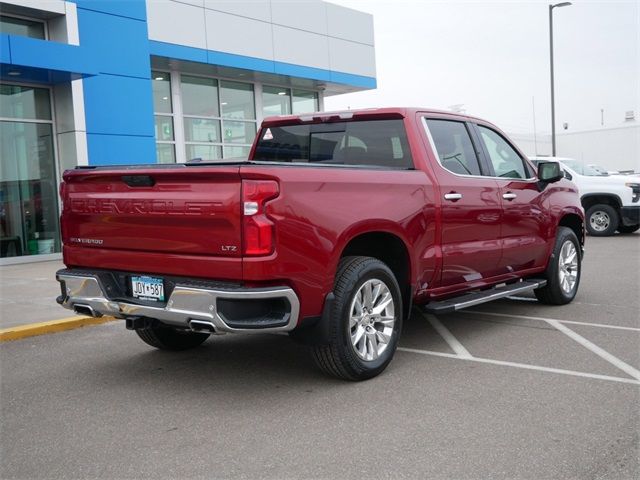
[131,276,165,301]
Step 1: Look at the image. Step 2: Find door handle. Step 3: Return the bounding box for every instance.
[502,192,517,200]
[444,192,463,201]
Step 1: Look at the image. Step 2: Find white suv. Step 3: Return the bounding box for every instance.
[530,157,640,236]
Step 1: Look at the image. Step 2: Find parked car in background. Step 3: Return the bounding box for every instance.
[530,156,640,236]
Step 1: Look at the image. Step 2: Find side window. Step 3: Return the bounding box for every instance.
[424,119,482,176]
[478,126,528,179]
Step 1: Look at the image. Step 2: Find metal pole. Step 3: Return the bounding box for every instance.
[549,4,556,156]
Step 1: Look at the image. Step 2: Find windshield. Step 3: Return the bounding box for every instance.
[561,159,608,176]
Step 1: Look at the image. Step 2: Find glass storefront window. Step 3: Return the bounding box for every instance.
[0,85,52,120]
[186,144,222,161]
[152,72,175,163]
[156,144,175,164]
[154,115,174,142]
[184,118,220,143]
[181,75,218,117]
[222,120,255,144]
[152,71,172,114]
[223,146,251,159]
[0,15,45,39]
[1,114,59,258]
[220,81,255,120]
[262,86,291,117]
[292,90,318,114]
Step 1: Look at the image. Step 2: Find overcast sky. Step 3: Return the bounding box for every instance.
[325,0,639,135]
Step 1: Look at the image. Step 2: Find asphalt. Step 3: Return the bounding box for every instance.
[1,233,639,479]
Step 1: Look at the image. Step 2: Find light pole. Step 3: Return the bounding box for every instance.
[549,1,571,156]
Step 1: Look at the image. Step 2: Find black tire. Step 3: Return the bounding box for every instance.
[312,256,403,381]
[135,324,209,351]
[535,226,581,305]
[585,204,619,236]
[617,224,640,234]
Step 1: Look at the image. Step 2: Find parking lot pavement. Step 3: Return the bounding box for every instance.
[1,233,639,479]
[0,260,65,328]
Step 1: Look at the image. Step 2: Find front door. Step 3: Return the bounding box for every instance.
[422,117,504,289]
[473,123,550,274]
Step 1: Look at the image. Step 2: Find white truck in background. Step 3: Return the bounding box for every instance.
[530,157,640,236]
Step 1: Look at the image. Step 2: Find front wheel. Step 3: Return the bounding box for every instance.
[135,324,210,350]
[585,204,618,236]
[312,256,403,381]
[535,226,581,305]
[617,224,640,234]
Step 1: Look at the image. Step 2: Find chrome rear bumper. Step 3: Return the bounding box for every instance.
[56,271,299,334]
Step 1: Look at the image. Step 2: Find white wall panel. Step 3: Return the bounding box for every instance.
[203,0,271,22]
[271,0,327,35]
[146,0,207,49]
[326,2,374,46]
[205,9,274,59]
[328,37,375,77]
[173,0,204,6]
[273,25,329,70]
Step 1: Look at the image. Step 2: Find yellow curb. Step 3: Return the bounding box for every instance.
[0,315,118,342]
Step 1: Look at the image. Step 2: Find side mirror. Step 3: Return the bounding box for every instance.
[537,161,563,184]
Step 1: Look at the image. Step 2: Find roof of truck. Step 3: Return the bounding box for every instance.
[261,107,489,126]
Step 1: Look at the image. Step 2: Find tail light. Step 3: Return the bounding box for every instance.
[242,180,279,255]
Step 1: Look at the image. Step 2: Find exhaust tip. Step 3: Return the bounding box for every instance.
[73,304,101,318]
[189,319,216,333]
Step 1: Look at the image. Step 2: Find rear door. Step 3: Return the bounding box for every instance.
[472,123,550,273]
[421,116,504,288]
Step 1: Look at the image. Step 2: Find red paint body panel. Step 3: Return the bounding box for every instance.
[59,108,584,324]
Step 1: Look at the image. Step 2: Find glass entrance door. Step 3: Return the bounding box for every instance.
[0,84,59,259]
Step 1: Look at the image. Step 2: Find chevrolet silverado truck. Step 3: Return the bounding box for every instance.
[56,108,584,380]
[530,157,640,236]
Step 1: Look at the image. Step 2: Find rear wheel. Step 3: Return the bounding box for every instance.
[535,226,581,305]
[585,204,618,236]
[312,256,403,381]
[617,224,640,234]
[135,324,209,350]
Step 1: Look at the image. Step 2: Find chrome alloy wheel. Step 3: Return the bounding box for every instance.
[348,279,395,361]
[558,240,579,294]
[589,210,610,232]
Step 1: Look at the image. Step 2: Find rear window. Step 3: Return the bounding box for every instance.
[253,119,413,169]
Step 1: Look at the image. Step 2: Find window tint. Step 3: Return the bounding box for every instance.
[425,119,482,176]
[254,119,413,168]
[478,126,528,179]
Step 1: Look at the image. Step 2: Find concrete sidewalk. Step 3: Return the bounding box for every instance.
[0,260,68,329]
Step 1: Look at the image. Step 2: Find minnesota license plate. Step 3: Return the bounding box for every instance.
[131,276,165,301]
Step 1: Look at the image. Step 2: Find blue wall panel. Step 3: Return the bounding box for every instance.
[72,1,155,165]
[71,0,147,21]
[76,8,150,78]
[0,35,10,63]
[82,74,155,136]
[8,35,97,76]
[86,133,156,165]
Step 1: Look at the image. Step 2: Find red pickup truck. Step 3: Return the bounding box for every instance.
[56,108,584,380]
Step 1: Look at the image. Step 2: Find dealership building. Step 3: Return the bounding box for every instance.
[0,0,376,263]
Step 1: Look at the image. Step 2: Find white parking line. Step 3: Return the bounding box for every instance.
[464,310,640,332]
[417,310,473,359]
[397,347,640,386]
[545,319,640,381]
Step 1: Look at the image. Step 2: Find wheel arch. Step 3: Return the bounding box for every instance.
[581,193,622,212]
[338,230,413,320]
[558,212,585,248]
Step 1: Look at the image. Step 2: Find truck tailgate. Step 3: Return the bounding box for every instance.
[61,166,242,259]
